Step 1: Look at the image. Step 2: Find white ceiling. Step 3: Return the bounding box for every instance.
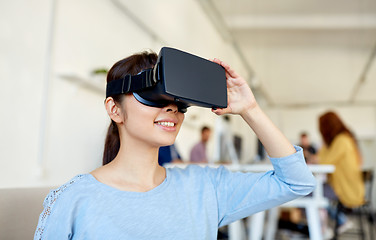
[205,0,376,107]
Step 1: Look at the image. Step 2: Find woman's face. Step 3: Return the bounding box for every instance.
[118,94,185,147]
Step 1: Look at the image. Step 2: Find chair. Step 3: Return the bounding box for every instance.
[332,169,375,240]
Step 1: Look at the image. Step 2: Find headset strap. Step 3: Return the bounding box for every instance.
[106,69,155,98]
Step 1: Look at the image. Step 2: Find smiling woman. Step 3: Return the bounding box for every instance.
[34,48,316,240]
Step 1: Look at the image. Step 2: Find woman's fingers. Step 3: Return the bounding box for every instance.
[210,57,255,115]
[213,58,240,79]
[211,107,231,115]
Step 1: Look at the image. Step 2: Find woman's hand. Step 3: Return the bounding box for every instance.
[211,58,257,117]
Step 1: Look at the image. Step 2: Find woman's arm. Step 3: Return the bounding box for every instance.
[211,59,295,158]
[210,59,315,226]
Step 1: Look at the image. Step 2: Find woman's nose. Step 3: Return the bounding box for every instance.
[164,103,178,113]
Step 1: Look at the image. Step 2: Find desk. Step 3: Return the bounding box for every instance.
[166,163,335,240]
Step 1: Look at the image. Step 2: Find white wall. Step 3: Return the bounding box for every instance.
[0,0,52,187]
[0,0,250,188]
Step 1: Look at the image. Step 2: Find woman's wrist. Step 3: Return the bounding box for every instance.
[240,103,295,158]
[240,102,261,122]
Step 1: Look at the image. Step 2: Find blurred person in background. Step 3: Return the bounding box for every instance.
[158,144,182,166]
[299,131,317,164]
[189,126,211,163]
[318,111,365,234]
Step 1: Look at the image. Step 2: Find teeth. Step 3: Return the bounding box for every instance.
[156,122,175,127]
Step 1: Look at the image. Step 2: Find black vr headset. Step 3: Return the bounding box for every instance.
[106,47,227,113]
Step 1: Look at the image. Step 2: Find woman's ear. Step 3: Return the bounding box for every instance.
[105,97,123,124]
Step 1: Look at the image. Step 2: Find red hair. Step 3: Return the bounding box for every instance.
[319,111,362,164]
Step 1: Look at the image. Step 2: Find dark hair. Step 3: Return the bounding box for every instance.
[318,111,357,147]
[102,50,158,165]
[300,132,308,138]
[201,126,210,133]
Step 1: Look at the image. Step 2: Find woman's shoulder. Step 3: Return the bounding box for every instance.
[334,133,354,145]
[167,164,228,184]
[42,174,93,209]
[167,164,204,177]
[35,174,94,239]
[166,165,231,194]
[168,164,226,174]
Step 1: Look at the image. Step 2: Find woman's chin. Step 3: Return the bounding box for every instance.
[157,138,176,147]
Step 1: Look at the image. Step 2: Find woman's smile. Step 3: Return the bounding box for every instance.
[154,119,178,132]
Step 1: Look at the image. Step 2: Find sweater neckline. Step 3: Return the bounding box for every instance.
[85,168,170,197]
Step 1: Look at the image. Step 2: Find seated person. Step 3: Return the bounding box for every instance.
[158,144,182,166]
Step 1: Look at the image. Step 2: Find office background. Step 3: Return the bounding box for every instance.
[1,0,375,207]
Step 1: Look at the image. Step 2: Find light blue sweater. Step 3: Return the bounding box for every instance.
[35,146,315,240]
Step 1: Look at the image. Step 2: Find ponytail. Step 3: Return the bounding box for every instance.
[102,50,158,165]
[103,121,120,165]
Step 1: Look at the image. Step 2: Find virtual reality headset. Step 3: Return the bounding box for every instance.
[106,47,227,113]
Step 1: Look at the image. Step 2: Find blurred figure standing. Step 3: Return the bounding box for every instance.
[299,132,317,164]
[190,126,211,163]
[318,111,365,233]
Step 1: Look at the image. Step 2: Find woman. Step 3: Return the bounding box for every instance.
[35,50,315,239]
[318,111,365,232]
[319,111,364,207]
